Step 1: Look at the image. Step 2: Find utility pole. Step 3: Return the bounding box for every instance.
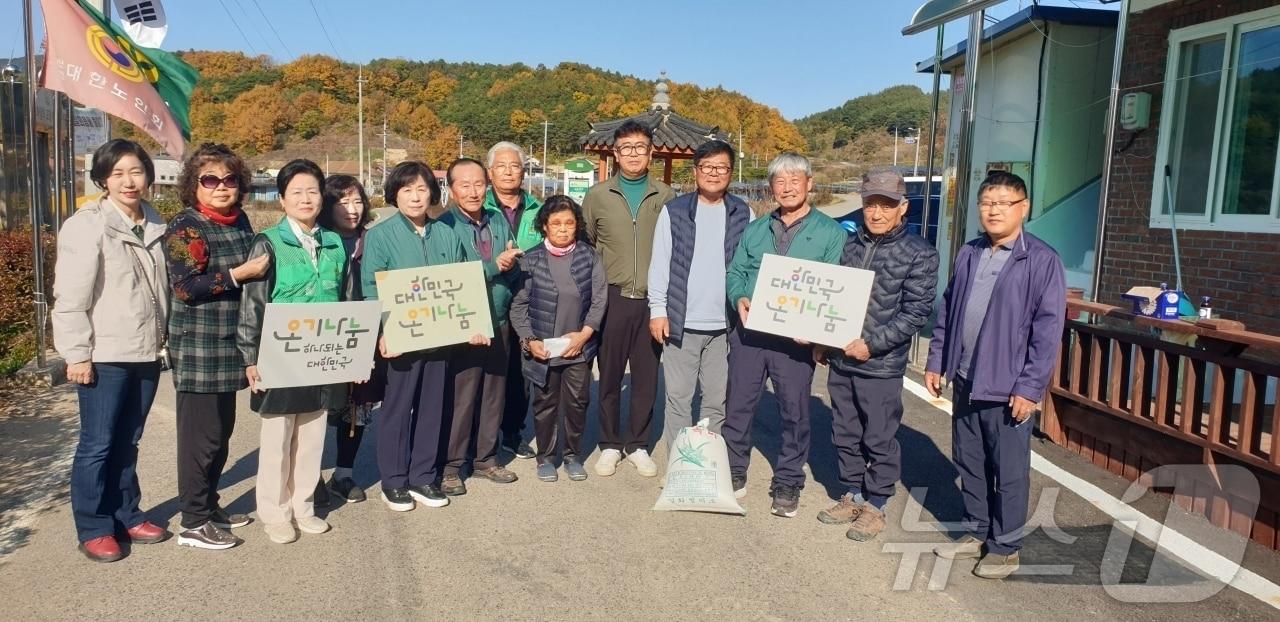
[912,126,922,176]
[541,119,553,196]
[357,65,366,188]
[379,116,388,191]
[737,128,744,184]
[892,125,900,168]
[526,144,534,193]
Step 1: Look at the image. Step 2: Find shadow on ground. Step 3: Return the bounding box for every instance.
[0,385,79,561]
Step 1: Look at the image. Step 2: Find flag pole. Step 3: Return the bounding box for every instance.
[23,0,48,369]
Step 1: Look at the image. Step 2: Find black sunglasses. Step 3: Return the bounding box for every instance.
[199,174,240,189]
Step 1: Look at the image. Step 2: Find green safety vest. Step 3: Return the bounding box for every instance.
[261,218,347,303]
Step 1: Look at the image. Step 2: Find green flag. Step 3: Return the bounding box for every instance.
[74,0,199,139]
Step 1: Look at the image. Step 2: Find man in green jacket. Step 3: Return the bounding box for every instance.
[581,120,676,478]
[485,141,543,459]
[437,158,523,494]
[722,153,847,519]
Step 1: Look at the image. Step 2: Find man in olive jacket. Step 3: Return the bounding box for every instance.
[581,120,676,478]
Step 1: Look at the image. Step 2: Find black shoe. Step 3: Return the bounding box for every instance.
[406,484,449,508]
[732,474,747,499]
[314,479,331,508]
[504,437,536,460]
[329,476,367,503]
[381,487,415,512]
[209,508,252,529]
[176,522,242,550]
[770,483,801,518]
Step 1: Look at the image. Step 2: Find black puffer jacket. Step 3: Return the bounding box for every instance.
[829,221,939,378]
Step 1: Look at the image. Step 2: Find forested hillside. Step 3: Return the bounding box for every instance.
[114,51,805,168]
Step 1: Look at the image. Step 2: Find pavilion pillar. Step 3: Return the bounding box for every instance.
[663,157,673,185]
[598,153,609,182]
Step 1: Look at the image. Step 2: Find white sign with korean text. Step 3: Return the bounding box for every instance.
[73,107,110,155]
[256,301,382,390]
[744,254,875,348]
[374,261,494,353]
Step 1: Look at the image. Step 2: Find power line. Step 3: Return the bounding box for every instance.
[215,0,259,56]
[230,0,281,60]
[308,0,343,60]
[248,0,294,60]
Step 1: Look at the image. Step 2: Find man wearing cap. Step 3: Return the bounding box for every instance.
[815,168,938,540]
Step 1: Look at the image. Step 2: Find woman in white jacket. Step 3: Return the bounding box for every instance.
[52,139,171,563]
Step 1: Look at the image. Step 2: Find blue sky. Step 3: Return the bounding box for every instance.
[6,0,1114,119]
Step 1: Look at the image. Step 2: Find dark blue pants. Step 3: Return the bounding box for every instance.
[723,329,815,488]
[71,361,161,542]
[951,376,1033,555]
[828,369,903,505]
[377,350,448,489]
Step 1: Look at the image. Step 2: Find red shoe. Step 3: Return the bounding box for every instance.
[126,521,170,544]
[78,536,123,563]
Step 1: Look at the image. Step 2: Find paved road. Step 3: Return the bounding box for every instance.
[1,366,1278,620]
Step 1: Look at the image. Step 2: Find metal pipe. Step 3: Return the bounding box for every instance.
[62,95,75,227]
[949,10,985,265]
[1090,0,1131,301]
[23,0,47,368]
[922,23,945,246]
[52,94,64,228]
[911,23,947,368]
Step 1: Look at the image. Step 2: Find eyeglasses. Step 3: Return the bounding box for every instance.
[199,174,239,189]
[977,198,1026,212]
[615,144,650,156]
[696,164,732,175]
[491,164,522,172]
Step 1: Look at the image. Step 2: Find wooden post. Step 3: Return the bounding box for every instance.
[598,153,609,182]
[663,157,673,184]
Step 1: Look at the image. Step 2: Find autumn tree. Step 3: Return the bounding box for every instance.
[225,84,287,154]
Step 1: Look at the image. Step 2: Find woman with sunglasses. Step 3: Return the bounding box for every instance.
[163,143,269,551]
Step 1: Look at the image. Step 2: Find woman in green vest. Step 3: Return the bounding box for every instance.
[236,159,350,545]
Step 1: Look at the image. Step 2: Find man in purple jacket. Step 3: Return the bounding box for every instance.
[925,171,1066,580]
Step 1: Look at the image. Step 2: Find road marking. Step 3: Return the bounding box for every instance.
[902,377,1280,609]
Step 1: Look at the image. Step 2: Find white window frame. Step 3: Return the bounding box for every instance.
[1150,6,1280,233]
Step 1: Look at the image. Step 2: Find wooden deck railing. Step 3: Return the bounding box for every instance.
[1040,295,1280,550]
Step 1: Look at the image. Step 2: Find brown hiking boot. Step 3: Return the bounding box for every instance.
[934,534,984,560]
[440,474,467,496]
[817,493,862,524]
[474,466,518,484]
[973,551,1020,579]
[845,503,886,541]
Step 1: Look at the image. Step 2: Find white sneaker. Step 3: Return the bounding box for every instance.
[595,449,622,476]
[296,515,330,535]
[626,449,658,477]
[263,521,297,544]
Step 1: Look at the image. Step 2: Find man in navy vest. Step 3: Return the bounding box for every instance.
[647,140,752,471]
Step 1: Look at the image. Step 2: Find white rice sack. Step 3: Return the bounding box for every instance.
[652,422,746,515]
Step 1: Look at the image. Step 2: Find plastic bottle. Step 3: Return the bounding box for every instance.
[1199,296,1212,320]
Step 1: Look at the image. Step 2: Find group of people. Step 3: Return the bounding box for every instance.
[52,118,1066,581]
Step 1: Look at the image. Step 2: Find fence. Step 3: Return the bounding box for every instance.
[1041,295,1280,550]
